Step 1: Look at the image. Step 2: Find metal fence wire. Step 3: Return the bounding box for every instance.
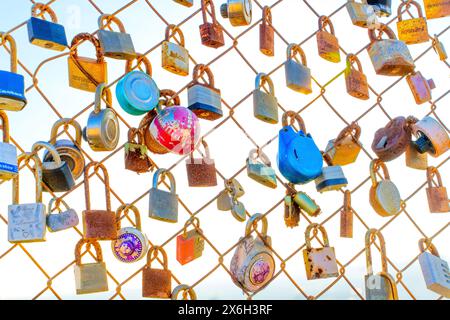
[0,0,448,300]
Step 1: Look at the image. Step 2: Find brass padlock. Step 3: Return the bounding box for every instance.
[406,71,436,105]
[346,0,378,27]
[253,73,278,124]
[82,162,118,241]
[285,44,312,94]
[97,14,136,60]
[142,246,172,298]
[340,190,353,238]
[68,33,107,92]
[367,24,415,76]
[303,223,339,280]
[74,239,108,295]
[259,6,274,56]
[345,54,369,100]
[177,217,205,265]
[405,140,428,170]
[149,169,178,223]
[8,153,46,243]
[220,0,252,26]
[316,16,341,63]
[284,184,300,228]
[171,285,197,300]
[396,1,429,45]
[124,127,154,174]
[162,24,189,76]
[365,229,398,300]
[432,35,447,61]
[423,0,450,19]
[173,0,194,7]
[369,159,401,217]
[46,198,79,233]
[186,139,217,187]
[325,122,362,166]
[246,148,277,189]
[426,167,450,213]
[0,111,18,180]
[412,116,449,157]
[200,0,225,48]
[293,191,321,217]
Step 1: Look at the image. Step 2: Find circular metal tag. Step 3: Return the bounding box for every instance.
[376,180,401,216]
[112,227,148,263]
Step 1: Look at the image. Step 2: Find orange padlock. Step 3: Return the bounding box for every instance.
[176,217,205,265]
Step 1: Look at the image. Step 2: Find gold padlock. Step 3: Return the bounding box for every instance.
[340,190,353,238]
[162,24,189,76]
[423,0,450,19]
[369,159,401,217]
[345,54,369,100]
[426,166,450,213]
[316,16,341,63]
[396,1,429,45]
[324,122,362,166]
[432,35,447,61]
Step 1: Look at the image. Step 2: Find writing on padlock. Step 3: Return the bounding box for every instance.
[46,198,79,233]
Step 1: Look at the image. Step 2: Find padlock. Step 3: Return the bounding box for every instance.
[426,167,450,213]
[230,214,275,293]
[142,246,172,298]
[277,111,323,184]
[112,204,149,263]
[32,141,75,193]
[8,153,46,243]
[285,44,312,94]
[177,217,205,265]
[345,54,369,100]
[405,140,428,170]
[432,35,447,61]
[83,83,120,152]
[162,24,189,76]
[117,54,160,116]
[82,162,118,241]
[200,0,225,48]
[340,190,353,238]
[68,33,107,92]
[27,3,68,51]
[293,191,321,217]
[0,111,18,180]
[46,198,79,232]
[124,127,154,174]
[418,238,450,297]
[315,153,348,193]
[406,71,435,105]
[303,223,339,280]
[367,24,415,76]
[173,0,194,7]
[259,6,274,56]
[44,118,85,180]
[325,122,362,166]
[188,64,223,120]
[0,33,26,111]
[253,73,278,124]
[246,149,277,189]
[423,0,450,19]
[220,0,252,26]
[149,169,178,223]
[171,285,197,300]
[369,159,401,217]
[97,14,136,60]
[364,229,398,300]
[186,139,217,187]
[284,185,300,228]
[217,179,245,211]
[396,1,429,45]
[74,239,108,295]
[346,0,378,28]
[316,16,341,63]
[363,0,392,17]
[230,196,247,222]
[411,116,449,157]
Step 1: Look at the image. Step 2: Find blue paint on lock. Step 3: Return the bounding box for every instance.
[116,71,160,116]
[27,17,68,51]
[0,71,26,110]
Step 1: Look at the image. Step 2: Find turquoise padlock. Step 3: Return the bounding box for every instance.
[116,54,159,116]
[277,111,323,184]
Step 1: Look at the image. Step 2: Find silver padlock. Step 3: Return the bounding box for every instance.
[149,169,178,223]
[97,14,136,60]
[46,198,79,232]
[246,149,277,188]
[0,111,18,180]
[285,44,312,94]
[253,73,278,124]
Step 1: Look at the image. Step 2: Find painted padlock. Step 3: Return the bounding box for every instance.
[0,33,26,111]
[230,214,275,293]
[367,24,415,76]
[83,83,120,152]
[396,1,429,45]
[199,0,225,48]
[418,238,450,298]
[188,64,223,120]
[246,148,277,189]
[303,223,339,280]
[186,139,217,187]
[97,14,136,60]
[259,6,274,56]
[277,111,323,184]
[162,24,189,76]
[426,166,450,213]
[74,239,108,295]
[82,162,118,241]
[365,229,398,300]
[46,198,79,232]
[124,127,154,174]
[8,153,46,243]
[112,204,149,263]
[369,159,401,217]
[363,0,392,17]
[149,169,179,223]
[285,44,312,94]
[220,0,252,26]
[406,71,435,105]
[412,116,449,157]
[0,111,18,180]
[315,153,348,193]
[117,54,160,116]
[171,285,197,300]
[346,0,378,27]
[423,0,450,19]
[345,54,369,100]
[316,16,341,63]
[405,140,428,170]
[253,73,278,124]
[27,3,68,51]
[371,116,411,162]
[142,246,172,299]
[325,122,362,166]
[176,217,205,265]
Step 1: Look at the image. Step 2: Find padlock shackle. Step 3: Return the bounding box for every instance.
[165,24,185,47]
[84,161,111,212]
[365,228,388,275]
[426,166,444,189]
[192,64,215,88]
[31,3,58,23]
[98,14,127,33]
[418,238,440,257]
[397,0,423,21]
[48,197,70,214]
[190,138,212,162]
[70,32,105,63]
[248,148,271,167]
[287,44,307,66]
[116,204,142,231]
[369,159,390,187]
[368,23,397,43]
[32,141,63,166]
[305,223,330,249]
[128,127,145,145]
[75,239,103,265]
[0,111,10,143]
[12,153,43,205]
[125,53,152,76]
[255,73,275,96]
[50,118,83,146]
[94,83,113,113]
[171,284,197,300]
[346,54,363,73]
[245,213,268,237]
[182,216,202,238]
[158,89,181,108]
[336,122,361,144]
[318,15,335,35]
[0,32,18,73]
[262,6,272,25]
[152,168,177,194]
[146,245,169,269]
[281,111,307,133]
[201,0,219,25]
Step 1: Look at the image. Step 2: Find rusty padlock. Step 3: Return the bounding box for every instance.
[259,6,274,56]
[340,190,353,238]
[325,122,362,166]
[345,54,369,100]
[369,159,401,217]
[200,0,225,48]
[412,116,449,158]
[432,35,447,61]
[284,184,301,228]
[405,140,428,170]
[396,1,429,45]
[316,16,341,63]
[171,285,197,300]
[124,127,154,174]
[406,71,436,105]
[176,217,205,265]
[142,246,172,299]
[426,167,450,213]
[186,139,217,187]
[162,24,189,76]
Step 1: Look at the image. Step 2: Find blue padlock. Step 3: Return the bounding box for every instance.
[116,54,160,116]
[277,111,323,184]
[27,4,68,51]
[0,33,26,112]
